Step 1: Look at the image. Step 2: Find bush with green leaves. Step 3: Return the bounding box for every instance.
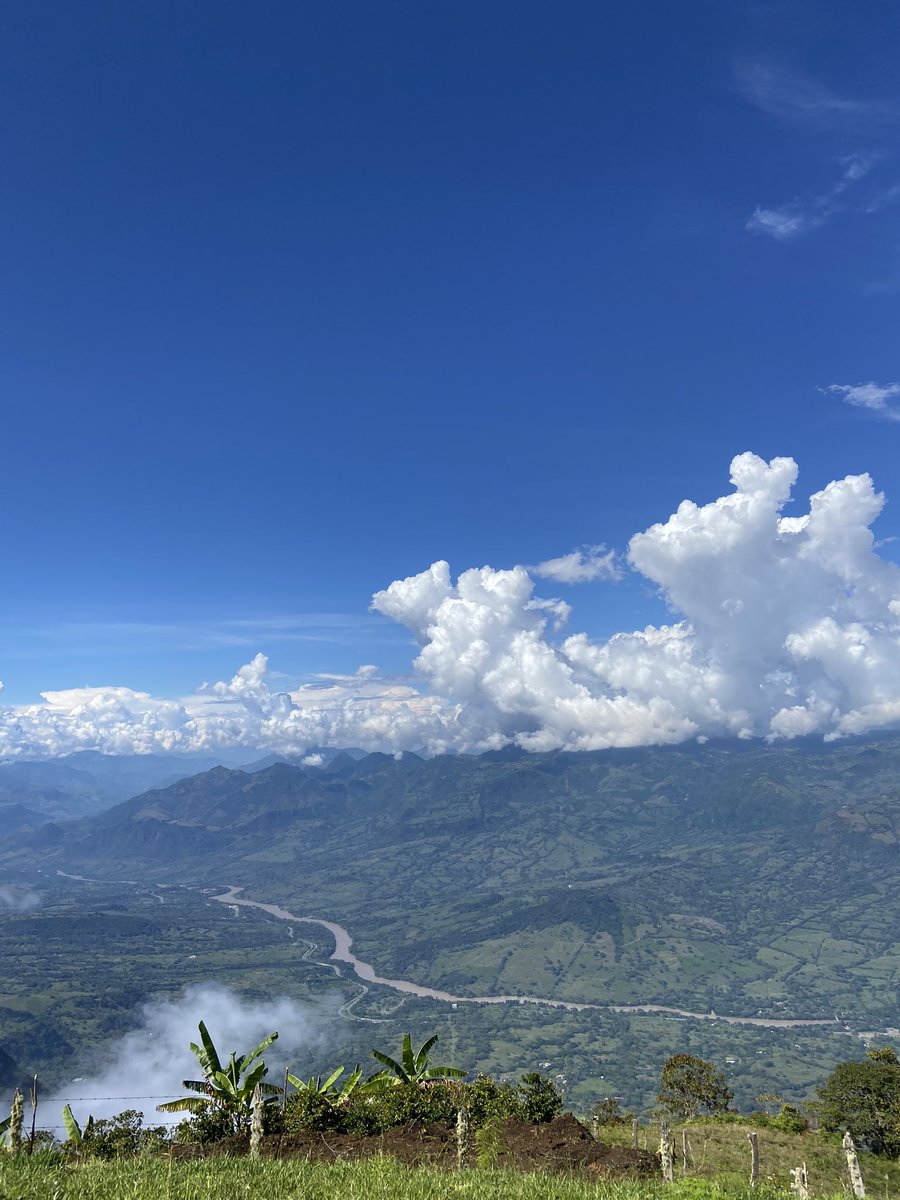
[768,1103,809,1134]
[516,1072,563,1123]
[817,1046,900,1156]
[657,1054,733,1120]
[283,1080,461,1136]
[460,1074,524,1126]
[281,1088,350,1135]
[65,1110,170,1159]
[281,1071,562,1137]
[589,1096,633,1126]
[359,1081,461,1131]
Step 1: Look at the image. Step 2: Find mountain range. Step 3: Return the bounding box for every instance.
[6,735,899,1028]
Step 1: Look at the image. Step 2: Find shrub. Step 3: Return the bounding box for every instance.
[516,1073,563,1123]
[817,1054,900,1155]
[772,1104,809,1134]
[282,1089,352,1134]
[356,1082,462,1132]
[281,1072,561,1137]
[462,1074,524,1126]
[590,1096,633,1126]
[72,1110,169,1159]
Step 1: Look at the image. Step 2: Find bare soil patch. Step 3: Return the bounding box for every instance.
[172,1113,658,1177]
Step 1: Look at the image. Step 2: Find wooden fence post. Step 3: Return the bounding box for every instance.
[682,1129,695,1174]
[747,1131,759,1187]
[632,1118,639,1150]
[456,1108,470,1170]
[790,1163,809,1200]
[249,1084,263,1159]
[28,1077,37,1156]
[659,1121,674,1182]
[844,1131,866,1198]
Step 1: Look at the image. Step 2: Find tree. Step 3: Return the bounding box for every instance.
[866,1046,899,1066]
[817,1050,900,1156]
[370,1033,466,1086]
[590,1096,633,1126]
[157,1020,280,1136]
[656,1054,733,1120]
[517,1073,563,1123]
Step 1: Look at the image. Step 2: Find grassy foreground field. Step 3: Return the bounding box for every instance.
[0,1118,894,1200]
[598,1120,900,1198]
[0,1158,789,1200]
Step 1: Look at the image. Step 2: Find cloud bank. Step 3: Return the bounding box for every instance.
[2,452,900,757]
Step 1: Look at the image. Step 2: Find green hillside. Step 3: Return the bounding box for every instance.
[2,737,899,1108]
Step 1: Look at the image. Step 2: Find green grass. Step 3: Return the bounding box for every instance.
[598,1121,900,1199]
[0,1157,797,1200]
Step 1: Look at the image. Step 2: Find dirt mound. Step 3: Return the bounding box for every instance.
[491,1113,658,1177]
[171,1113,658,1177]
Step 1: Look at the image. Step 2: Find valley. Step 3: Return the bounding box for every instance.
[1,736,899,1112]
[210,884,844,1027]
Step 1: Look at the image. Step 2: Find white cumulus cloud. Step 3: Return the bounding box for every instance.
[2,453,900,758]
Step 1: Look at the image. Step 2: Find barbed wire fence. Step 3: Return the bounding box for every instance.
[3,1092,222,1136]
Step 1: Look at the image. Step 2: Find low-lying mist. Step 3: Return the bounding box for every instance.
[61,982,332,1127]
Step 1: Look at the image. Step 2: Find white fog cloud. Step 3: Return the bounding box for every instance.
[0,886,41,911]
[2,452,900,757]
[65,983,326,1126]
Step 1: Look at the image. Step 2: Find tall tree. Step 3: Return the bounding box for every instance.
[657,1054,733,1120]
[817,1049,900,1156]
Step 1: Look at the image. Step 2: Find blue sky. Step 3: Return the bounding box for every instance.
[2,1,899,756]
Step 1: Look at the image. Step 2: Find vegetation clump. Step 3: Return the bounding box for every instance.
[657,1054,734,1120]
[158,1020,280,1137]
[816,1046,900,1157]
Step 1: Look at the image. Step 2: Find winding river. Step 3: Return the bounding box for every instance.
[211,886,841,1030]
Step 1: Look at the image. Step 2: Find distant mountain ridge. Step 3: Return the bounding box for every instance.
[0,751,232,834]
[7,734,900,1029]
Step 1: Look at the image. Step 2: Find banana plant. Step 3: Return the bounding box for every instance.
[287,1064,364,1105]
[62,1104,93,1144]
[370,1033,466,1086]
[157,1020,280,1135]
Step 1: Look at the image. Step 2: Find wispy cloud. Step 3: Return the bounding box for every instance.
[735,60,896,130]
[824,381,900,423]
[746,205,817,241]
[20,613,399,655]
[532,545,622,584]
[746,153,882,240]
